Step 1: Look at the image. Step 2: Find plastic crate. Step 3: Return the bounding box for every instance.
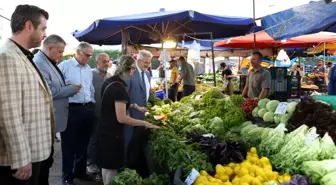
[270,67,288,92]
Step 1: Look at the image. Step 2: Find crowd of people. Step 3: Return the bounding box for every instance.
[0,4,198,185]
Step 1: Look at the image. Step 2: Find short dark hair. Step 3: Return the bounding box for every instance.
[43,34,66,46]
[178,56,186,61]
[220,62,226,68]
[11,5,49,33]
[327,62,332,65]
[252,51,263,60]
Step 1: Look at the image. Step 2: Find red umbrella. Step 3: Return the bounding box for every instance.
[214,31,336,49]
[280,32,336,48]
[214,31,277,49]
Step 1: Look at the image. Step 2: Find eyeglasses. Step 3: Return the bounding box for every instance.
[80,50,92,58]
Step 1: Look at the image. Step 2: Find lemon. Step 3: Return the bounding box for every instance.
[228,163,236,168]
[214,173,220,179]
[224,182,232,185]
[232,177,240,185]
[241,174,253,183]
[200,170,209,176]
[251,177,262,185]
[225,167,233,176]
[283,175,291,182]
[239,167,249,177]
[241,183,249,185]
[256,175,264,182]
[219,174,230,182]
[216,164,226,174]
[260,157,270,164]
[234,166,240,175]
[250,147,257,153]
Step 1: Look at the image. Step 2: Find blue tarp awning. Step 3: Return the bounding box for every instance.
[72,10,254,45]
[261,1,336,40]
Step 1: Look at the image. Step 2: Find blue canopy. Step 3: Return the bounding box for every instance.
[262,1,336,40]
[72,10,254,45]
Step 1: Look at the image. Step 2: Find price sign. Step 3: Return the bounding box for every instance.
[153,115,163,120]
[195,95,202,100]
[274,102,288,115]
[304,133,319,146]
[184,168,200,185]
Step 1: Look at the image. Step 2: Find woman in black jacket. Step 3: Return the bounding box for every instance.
[96,55,160,185]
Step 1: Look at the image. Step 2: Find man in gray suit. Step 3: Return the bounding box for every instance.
[126,50,152,177]
[34,35,81,185]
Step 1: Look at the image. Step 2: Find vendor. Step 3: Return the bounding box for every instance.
[289,64,304,83]
[168,60,179,102]
[242,51,271,99]
[312,60,326,90]
[220,62,234,95]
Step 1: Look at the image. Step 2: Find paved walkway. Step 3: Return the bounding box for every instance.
[50,140,102,185]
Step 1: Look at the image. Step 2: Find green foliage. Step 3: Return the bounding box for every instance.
[108,169,142,185]
[142,173,170,185]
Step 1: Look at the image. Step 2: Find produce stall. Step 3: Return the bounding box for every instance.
[108,88,336,185]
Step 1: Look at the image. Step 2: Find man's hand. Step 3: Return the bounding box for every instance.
[75,84,82,94]
[13,163,32,180]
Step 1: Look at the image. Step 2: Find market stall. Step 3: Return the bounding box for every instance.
[106,87,336,185]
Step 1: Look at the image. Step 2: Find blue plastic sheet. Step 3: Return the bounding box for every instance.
[262,1,336,40]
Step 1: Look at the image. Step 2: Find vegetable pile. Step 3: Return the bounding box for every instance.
[241,99,258,117]
[193,147,293,185]
[288,98,336,142]
[187,131,246,166]
[252,98,297,125]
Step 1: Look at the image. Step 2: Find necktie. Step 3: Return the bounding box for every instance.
[141,71,146,92]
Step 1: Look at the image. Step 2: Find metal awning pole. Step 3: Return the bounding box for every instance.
[253,0,257,50]
[211,33,216,86]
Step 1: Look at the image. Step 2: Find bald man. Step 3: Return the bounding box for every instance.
[87,53,112,178]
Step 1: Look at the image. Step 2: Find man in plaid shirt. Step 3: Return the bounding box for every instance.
[0,5,53,185]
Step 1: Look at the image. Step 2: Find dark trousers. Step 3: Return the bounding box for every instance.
[61,103,94,182]
[87,116,99,164]
[0,162,41,185]
[183,85,195,97]
[38,145,54,185]
[168,84,178,102]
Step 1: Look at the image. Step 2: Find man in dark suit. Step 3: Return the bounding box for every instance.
[34,35,81,185]
[126,50,152,177]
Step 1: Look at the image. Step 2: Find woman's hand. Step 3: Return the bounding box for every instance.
[143,121,160,129]
[135,104,147,113]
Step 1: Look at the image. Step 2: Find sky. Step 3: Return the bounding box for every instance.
[0,0,316,49]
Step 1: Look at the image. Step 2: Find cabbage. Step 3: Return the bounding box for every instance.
[266,100,280,112]
[209,117,224,130]
[263,112,275,122]
[252,107,260,117]
[301,160,336,184]
[320,171,336,185]
[258,98,270,108]
[258,123,287,158]
[258,108,268,118]
[274,115,281,124]
[287,102,298,114]
[319,133,336,160]
[280,114,291,124]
